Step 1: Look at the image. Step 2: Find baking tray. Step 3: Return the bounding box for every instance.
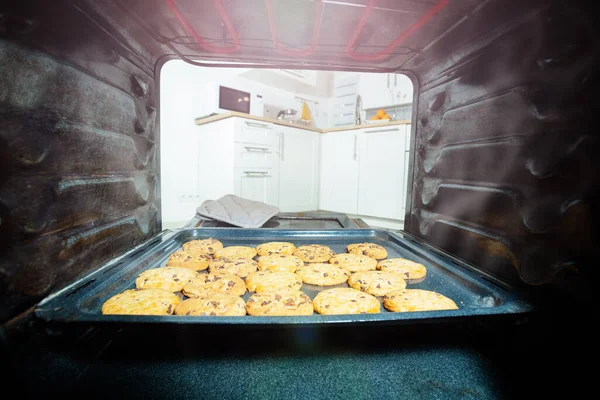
[35,228,534,325]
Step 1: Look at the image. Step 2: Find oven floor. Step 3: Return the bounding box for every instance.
[3,309,591,399]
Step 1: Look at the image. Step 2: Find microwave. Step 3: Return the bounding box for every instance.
[205,83,264,117]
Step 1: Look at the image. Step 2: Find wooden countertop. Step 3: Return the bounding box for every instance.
[194,112,410,133]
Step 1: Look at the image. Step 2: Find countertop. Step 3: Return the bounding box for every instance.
[194,112,411,133]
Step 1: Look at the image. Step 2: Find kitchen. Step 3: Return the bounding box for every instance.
[160,61,414,230]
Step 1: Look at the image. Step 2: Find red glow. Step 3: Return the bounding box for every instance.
[346,0,449,61]
[164,0,240,53]
[265,0,324,56]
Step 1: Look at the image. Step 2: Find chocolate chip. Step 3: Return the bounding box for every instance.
[275,294,282,300]
[210,312,216,316]
[174,278,180,282]
[284,299,295,306]
[167,305,172,313]
[323,273,329,277]
[405,272,410,278]
[387,281,392,285]
[186,311,191,315]
[248,298,255,303]
[208,247,213,251]
[351,299,357,302]
[309,256,315,260]
[325,304,330,308]
[209,301,218,307]
[227,281,235,287]
[261,301,272,306]
[360,296,365,298]
[334,261,339,264]
[376,284,381,288]
[213,276,221,281]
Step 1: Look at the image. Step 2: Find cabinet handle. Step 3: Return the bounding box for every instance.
[395,74,397,86]
[244,146,270,152]
[280,133,284,161]
[364,127,400,134]
[244,171,271,177]
[387,74,390,88]
[244,121,272,129]
[353,135,358,160]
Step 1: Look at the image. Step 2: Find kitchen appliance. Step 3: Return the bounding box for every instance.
[2,0,596,397]
[218,85,251,114]
[276,108,299,121]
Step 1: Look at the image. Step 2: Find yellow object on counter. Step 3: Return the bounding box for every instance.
[301,102,311,121]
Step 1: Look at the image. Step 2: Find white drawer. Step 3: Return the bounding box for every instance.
[235,119,274,145]
[234,142,276,168]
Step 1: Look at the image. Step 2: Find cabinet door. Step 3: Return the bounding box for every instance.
[332,75,359,127]
[319,130,359,214]
[234,167,279,207]
[357,126,406,220]
[392,74,414,104]
[278,128,320,212]
[359,73,392,110]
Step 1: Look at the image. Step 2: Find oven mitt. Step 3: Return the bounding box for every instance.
[196,194,279,228]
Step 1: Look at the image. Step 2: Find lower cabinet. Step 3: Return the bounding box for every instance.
[233,167,279,206]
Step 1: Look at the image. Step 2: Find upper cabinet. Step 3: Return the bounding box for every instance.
[358,73,413,111]
[332,75,359,127]
[276,69,317,86]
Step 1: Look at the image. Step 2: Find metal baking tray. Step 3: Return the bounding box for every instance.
[35,228,534,325]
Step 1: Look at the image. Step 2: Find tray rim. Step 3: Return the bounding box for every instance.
[34,228,536,325]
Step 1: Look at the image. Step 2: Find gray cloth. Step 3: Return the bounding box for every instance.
[196,194,279,228]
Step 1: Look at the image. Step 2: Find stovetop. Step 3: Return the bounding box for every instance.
[185,211,369,229]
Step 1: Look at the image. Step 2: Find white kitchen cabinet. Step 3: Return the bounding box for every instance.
[276,69,317,86]
[332,75,359,127]
[359,73,413,110]
[234,167,279,206]
[359,73,393,110]
[357,125,407,220]
[319,129,359,214]
[277,126,320,212]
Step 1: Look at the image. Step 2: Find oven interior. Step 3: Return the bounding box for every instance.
[1,0,598,396]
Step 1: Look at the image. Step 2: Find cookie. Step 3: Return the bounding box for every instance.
[174,292,246,316]
[383,289,458,312]
[313,288,380,315]
[347,243,388,260]
[214,246,257,260]
[257,254,304,273]
[209,257,258,278]
[182,238,223,255]
[101,288,181,315]
[328,253,377,272]
[246,290,313,316]
[245,271,303,293]
[295,263,350,286]
[347,270,406,297]
[182,273,246,297]
[135,267,198,292]
[377,258,427,284]
[166,251,212,271]
[293,244,334,263]
[256,241,296,256]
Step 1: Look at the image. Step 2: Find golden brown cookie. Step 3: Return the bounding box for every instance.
[347,270,406,297]
[377,258,427,284]
[208,257,258,278]
[174,292,246,316]
[182,238,223,255]
[383,289,458,312]
[293,244,334,263]
[245,271,303,293]
[101,288,181,315]
[256,241,296,256]
[295,263,350,286]
[313,288,380,315]
[135,267,198,292]
[166,251,212,271]
[347,243,388,260]
[214,246,257,260]
[246,290,313,316]
[257,254,304,273]
[328,253,377,272]
[182,273,246,297]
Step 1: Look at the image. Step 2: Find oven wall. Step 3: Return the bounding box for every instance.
[0,1,160,322]
[404,0,599,296]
